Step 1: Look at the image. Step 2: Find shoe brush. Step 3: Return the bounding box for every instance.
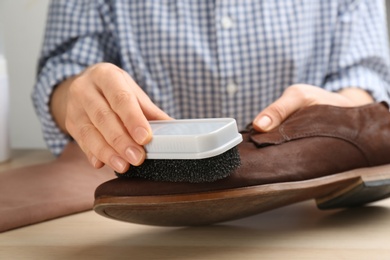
[117,118,243,183]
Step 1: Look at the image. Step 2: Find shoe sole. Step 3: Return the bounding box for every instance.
[93,164,390,226]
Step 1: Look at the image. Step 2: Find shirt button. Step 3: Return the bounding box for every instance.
[221,16,234,29]
[226,82,238,95]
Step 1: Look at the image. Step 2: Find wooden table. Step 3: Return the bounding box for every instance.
[1,149,390,259]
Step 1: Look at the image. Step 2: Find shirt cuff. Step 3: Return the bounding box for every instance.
[32,62,86,156]
[323,66,390,104]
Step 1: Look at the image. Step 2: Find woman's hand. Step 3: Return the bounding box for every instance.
[253,84,374,132]
[50,63,172,173]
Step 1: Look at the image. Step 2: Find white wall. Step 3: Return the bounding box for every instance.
[0,0,390,150]
[387,0,390,34]
[0,0,49,149]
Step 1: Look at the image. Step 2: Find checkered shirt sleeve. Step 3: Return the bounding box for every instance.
[33,0,390,156]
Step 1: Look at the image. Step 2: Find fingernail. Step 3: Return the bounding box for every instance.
[256,116,272,130]
[91,155,99,168]
[111,156,127,172]
[125,147,144,166]
[133,127,150,145]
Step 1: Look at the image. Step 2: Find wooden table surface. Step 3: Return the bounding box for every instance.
[1,149,390,260]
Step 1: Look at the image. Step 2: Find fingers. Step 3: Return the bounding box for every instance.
[119,69,173,121]
[253,85,308,132]
[74,120,130,173]
[65,88,137,172]
[253,84,355,132]
[87,95,146,166]
[137,92,174,121]
[65,63,170,172]
[96,67,171,145]
[337,88,374,106]
[100,83,152,146]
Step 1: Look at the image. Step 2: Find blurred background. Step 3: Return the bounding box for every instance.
[0,0,389,150]
[0,0,49,149]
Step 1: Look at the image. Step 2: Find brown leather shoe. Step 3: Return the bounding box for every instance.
[94,103,390,226]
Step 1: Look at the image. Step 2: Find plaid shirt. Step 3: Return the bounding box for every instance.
[33,0,390,156]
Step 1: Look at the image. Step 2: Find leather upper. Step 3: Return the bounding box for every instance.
[95,103,390,198]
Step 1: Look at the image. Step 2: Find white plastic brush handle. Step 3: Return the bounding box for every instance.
[145,118,243,159]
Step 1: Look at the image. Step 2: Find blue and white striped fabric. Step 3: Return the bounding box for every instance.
[33,0,390,156]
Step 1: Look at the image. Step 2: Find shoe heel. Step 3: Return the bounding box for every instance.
[316,165,390,209]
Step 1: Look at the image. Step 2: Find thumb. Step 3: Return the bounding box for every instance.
[253,91,303,132]
[137,93,173,121]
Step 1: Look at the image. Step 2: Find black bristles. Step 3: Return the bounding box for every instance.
[116,147,241,183]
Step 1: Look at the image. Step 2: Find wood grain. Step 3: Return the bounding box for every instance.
[1,149,390,259]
